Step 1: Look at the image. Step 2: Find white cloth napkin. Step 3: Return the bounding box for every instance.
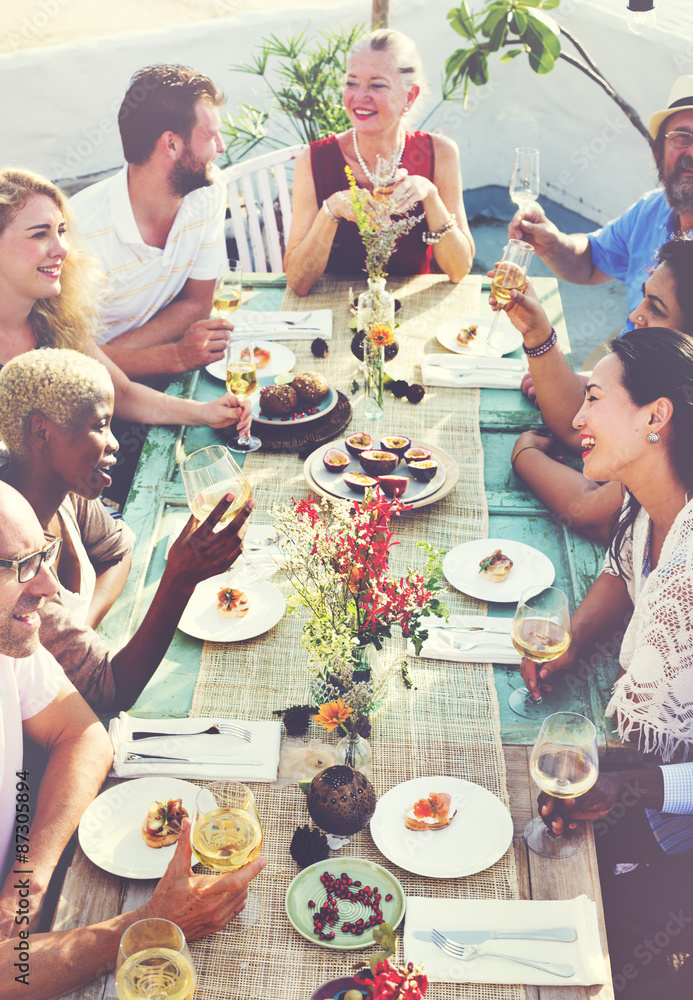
[109,713,282,781]
[421,353,527,389]
[232,309,333,340]
[404,895,608,986]
[407,615,521,665]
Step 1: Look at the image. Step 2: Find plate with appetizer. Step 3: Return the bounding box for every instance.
[78,776,200,879]
[369,776,513,878]
[305,434,456,507]
[436,316,523,357]
[205,340,296,381]
[443,538,555,603]
[285,858,406,950]
[177,577,286,642]
[254,370,338,426]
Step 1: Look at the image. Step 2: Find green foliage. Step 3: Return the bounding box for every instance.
[221,23,366,164]
[445,0,562,100]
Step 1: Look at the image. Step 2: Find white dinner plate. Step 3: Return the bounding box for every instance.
[308,439,446,504]
[78,776,200,879]
[370,776,513,878]
[436,316,523,357]
[177,577,285,642]
[443,538,555,603]
[253,384,338,427]
[205,341,296,381]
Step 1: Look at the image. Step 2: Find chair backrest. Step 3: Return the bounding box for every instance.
[219,144,306,273]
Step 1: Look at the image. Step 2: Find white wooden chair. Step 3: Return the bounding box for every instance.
[219,144,306,273]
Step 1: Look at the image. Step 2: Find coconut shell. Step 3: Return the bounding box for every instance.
[306,765,377,835]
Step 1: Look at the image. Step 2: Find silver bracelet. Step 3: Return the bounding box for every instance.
[322,199,339,223]
[422,213,457,245]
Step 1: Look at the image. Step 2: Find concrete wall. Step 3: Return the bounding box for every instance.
[0,0,690,223]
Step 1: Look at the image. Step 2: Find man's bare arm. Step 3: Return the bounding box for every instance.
[508,204,612,286]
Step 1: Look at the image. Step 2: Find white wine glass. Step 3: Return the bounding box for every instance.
[510,147,540,214]
[226,338,262,453]
[526,711,599,858]
[115,918,195,1000]
[483,238,534,348]
[191,780,263,932]
[509,586,571,719]
[212,258,243,319]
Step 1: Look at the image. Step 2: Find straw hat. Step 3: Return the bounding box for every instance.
[649,76,693,140]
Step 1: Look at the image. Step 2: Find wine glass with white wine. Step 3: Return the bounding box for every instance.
[526,711,599,858]
[225,338,262,453]
[212,258,243,319]
[482,238,534,349]
[510,147,540,215]
[115,918,195,1000]
[191,781,264,932]
[509,586,571,719]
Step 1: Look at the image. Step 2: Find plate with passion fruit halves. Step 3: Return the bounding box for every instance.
[304,433,457,507]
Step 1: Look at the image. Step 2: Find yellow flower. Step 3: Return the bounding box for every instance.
[313,698,354,732]
[368,324,395,347]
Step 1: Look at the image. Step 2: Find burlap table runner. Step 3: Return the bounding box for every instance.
[190,275,525,1000]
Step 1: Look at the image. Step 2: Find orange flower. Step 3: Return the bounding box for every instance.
[368,324,395,347]
[313,698,354,732]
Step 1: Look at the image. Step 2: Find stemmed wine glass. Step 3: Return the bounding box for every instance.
[482,238,534,349]
[115,918,196,1000]
[509,586,571,719]
[510,147,540,215]
[526,711,599,858]
[226,338,262,453]
[191,781,264,932]
[212,258,243,320]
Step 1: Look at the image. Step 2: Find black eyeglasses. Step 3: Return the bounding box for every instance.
[0,534,62,583]
[664,130,693,150]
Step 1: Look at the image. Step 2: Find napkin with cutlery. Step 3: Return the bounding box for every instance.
[232,309,333,340]
[109,713,282,781]
[407,615,521,665]
[421,353,527,389]
[404,895,608,985]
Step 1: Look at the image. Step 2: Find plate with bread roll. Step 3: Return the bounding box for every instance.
[78,776,200,878]
[436,316,522,357]
[177,576,286,642]
[370,776,513,878]
[443,538,555,603]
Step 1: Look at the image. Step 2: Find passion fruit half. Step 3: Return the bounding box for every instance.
[322,447,350,473]
[344,432,374,458]
[404,446,432,465]
[380,435,411,459]
[409,459,438,482]
[358,450,398,477]
[343,472,378,494]
[378,474,408,497]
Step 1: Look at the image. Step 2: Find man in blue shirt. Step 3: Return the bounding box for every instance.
[509,75,693,332]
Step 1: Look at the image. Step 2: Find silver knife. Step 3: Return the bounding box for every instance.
[413,927,576,944]
[126,753,264,765]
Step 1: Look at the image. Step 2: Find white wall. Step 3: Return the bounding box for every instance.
[0,0,690,222]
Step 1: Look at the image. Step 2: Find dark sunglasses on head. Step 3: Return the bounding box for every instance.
[0,534,62,583]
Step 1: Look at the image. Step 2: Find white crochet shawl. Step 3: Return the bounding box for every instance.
[605,497,693,762]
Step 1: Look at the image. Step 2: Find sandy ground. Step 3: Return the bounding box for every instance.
[1,0,347,54]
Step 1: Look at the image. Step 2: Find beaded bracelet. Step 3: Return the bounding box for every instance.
[322,199,339,223]
[523,327,557,358]
[422,214,457,245]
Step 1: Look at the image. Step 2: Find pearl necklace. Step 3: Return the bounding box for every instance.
[351,128,406,187]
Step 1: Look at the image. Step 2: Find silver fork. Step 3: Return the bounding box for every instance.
[453,640,512,653]
[431,929,575,979]
[130,722,251,742]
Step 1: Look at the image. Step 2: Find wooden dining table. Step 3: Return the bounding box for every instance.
[52,273,616,999]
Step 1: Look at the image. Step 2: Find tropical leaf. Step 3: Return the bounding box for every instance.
[500,47,524,62]
[447,2,476,39]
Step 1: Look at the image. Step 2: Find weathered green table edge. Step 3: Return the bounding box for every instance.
[99,276,618,745]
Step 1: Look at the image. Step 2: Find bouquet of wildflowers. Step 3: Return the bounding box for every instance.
[272,490,447,694]
[341,164,423,281]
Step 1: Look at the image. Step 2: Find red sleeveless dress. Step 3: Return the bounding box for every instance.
[310,132,435,276]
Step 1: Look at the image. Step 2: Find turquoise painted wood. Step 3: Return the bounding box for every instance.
[98,277,619,743]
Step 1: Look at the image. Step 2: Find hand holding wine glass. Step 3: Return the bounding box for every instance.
[509,586,572,719]
[482,238,534,349]
[226,338,262,453]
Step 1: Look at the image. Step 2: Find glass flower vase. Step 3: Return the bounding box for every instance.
[334,733,372,778]
[357,278,394,421]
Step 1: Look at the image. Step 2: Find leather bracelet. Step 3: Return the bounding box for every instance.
[422,213,457,245]
[510,444,545,469]
[322,199,339,223]
[523,327,557,358]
